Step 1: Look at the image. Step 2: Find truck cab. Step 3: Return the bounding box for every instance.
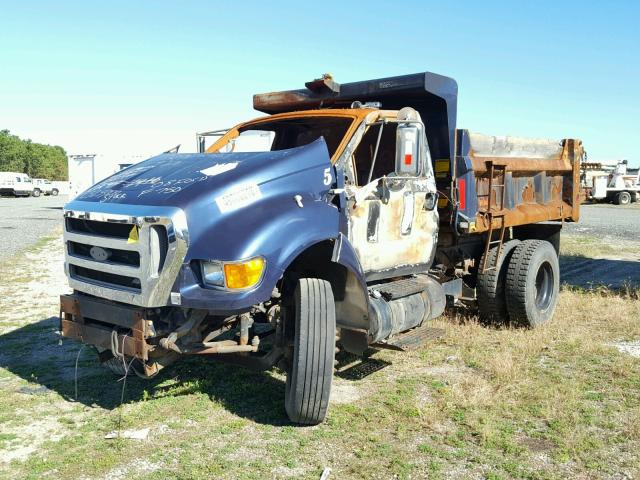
[204,107,440,279]
[59,72,583,424]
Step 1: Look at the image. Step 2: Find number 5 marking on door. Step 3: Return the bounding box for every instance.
[323,168,332,186]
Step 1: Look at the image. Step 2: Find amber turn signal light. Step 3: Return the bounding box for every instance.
[223,257,265,289]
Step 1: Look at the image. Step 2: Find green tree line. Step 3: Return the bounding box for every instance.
[0,129,68,180]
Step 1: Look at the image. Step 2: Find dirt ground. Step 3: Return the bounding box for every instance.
[0,230,639,479]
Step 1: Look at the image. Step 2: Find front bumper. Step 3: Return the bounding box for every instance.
[59,293,160,376]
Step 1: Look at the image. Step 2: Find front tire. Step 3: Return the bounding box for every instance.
[51,188,59,196]
[285,278,336,425]
[505,240,560,327]
[33,189,41,197]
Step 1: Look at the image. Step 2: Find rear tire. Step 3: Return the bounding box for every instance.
[614,191,631,205]
[477,239,521,322]
[505,240,560,327]
[51,189,59,196]
[33,189,41,197]
[285,278,336,425]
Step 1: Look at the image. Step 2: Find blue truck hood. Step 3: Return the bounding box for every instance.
[64,137,357,312]
[75,138,330,208]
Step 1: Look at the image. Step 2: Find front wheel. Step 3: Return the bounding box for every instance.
[32,189,41,197]
[505,240,560,327]
[51,188,59,196]
[285,278,336,425]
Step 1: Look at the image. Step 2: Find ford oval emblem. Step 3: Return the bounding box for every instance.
[89,246,111,262]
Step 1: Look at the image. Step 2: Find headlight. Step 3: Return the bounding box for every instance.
[200,257,265,290]
[201,261,224,287]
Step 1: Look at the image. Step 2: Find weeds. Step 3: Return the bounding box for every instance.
[0,234,638,479]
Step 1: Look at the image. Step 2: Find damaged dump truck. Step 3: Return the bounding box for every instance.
[59,72,583,424]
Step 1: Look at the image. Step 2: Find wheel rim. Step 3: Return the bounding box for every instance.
[534,261,554,310]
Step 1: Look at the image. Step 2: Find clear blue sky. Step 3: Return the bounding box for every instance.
[0,0,638,164]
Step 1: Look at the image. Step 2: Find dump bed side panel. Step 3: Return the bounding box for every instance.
[454,130,583,235]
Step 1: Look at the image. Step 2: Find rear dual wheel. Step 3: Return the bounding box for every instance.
[477,239,521,322]
[477,239,560,327]
[505,240,560,327]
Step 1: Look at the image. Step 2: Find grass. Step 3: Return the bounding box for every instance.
[0,233,639,479]
[560,233,639,259]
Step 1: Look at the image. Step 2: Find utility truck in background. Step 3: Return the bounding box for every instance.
[59,72,584,424]
[581,160,639,205]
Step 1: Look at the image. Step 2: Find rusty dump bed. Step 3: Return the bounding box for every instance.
[254,72,583,236]
[452,130,583,235]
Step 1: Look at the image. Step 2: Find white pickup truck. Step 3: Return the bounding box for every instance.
[33,178,60,197]
[0,172,34,197]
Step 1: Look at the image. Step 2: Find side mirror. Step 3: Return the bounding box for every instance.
[395,125,420,176]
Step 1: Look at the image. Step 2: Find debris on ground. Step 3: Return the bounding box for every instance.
[609,341,640,358]
[104,428,150,440]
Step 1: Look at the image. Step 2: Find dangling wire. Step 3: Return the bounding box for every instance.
[73,344,85,401]
[115,333,136,437]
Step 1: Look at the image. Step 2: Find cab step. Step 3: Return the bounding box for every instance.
[369,275,434,301]
[373,324,445,351]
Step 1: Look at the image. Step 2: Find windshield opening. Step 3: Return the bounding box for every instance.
[215,116,354,158]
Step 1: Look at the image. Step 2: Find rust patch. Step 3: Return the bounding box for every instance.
[549,176,563,201]
[522,180,535,203]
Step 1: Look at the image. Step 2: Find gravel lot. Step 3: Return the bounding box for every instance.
[0,195,67,259]
[563,202,640,240]
[1,195,638,253]
[560,203,640,289]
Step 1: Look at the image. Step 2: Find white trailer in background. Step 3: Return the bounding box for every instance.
[67,154,149,199]
[0,172,34,197]
[584,160,640,205]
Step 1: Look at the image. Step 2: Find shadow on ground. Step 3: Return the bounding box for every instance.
[560,255,640,290]
[0,316,289,426]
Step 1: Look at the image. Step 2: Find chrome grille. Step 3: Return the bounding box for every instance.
[63,205,188,307]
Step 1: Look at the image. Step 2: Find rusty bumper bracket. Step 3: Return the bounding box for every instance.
[59,294,158,377]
